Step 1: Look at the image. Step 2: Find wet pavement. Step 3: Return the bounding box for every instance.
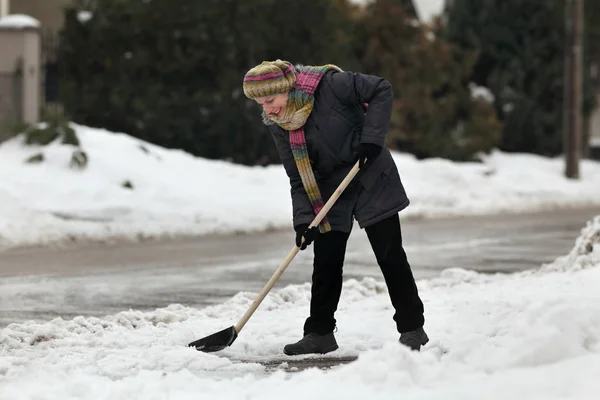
[0,207,598,328]
[241,355,360,372]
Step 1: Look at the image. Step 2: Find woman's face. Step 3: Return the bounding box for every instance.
[255,93,288,118]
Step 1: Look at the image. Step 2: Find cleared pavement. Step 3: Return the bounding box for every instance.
[1,207,598,327]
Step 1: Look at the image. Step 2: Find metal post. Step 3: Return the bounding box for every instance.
[564,0,584,179]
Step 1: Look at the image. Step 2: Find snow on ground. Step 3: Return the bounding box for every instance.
[1,123,600,249]
[0,216,599,399]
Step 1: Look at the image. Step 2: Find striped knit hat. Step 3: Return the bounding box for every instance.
[242,60,296,99]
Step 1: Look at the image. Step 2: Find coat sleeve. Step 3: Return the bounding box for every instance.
[328,71,393,147]
[268,124,315,229]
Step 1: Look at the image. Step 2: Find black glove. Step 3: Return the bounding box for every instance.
[295,224,318,250]
[359,143,382,169]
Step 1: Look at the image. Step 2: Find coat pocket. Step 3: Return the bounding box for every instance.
[358,150,393,191]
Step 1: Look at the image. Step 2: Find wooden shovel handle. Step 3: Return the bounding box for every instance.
[235,161,361,333]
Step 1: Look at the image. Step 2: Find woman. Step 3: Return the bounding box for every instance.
[242,60,428,355]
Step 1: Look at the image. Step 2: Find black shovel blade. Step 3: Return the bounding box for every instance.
[188,326,238,352]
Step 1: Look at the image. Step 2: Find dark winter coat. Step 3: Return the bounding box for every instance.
[268,69,410,232]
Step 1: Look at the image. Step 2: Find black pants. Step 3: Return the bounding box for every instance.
[303,213,425,335]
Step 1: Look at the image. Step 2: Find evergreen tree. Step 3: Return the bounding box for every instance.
[58,0,356,165]
[357,0,501,160]
[444,0,596,156]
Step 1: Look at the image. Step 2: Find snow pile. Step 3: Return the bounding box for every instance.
[1,216,599,399]
[1,123,600,249]
[0,124,291,248]
[540,215,600,273]
[0,189,70,245]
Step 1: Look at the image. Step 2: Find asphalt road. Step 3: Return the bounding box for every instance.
[0,207,598,327]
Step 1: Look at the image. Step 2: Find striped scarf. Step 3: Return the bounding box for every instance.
[268,64,342,233]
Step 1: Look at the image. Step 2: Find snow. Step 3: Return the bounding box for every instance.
[412,0,446,23]
[1,123,600,249]
[77,11,93,24]
[0,14,40,29]
[1,215,599,399]
[349,0,446,23]
[469,82,495,103]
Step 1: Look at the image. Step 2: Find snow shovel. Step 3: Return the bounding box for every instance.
[189,161,361,352]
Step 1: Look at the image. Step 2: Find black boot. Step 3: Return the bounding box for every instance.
[283,333,339,356]
[399,327,429,351]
